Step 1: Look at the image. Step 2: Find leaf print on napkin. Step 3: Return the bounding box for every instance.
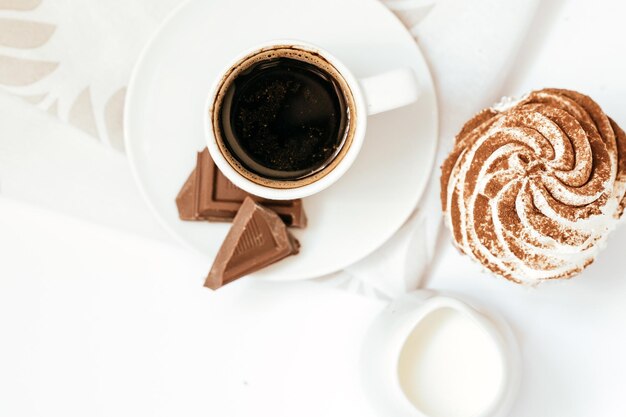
[0,18,55,48]
[0,0,181,150]
[0,0,41,11]
[0,55,57,86]
[0,2,57,88]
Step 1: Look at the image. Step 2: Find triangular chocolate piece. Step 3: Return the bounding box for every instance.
[205,197,300,289]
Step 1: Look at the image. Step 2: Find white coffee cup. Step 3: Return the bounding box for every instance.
[205,40,421,200]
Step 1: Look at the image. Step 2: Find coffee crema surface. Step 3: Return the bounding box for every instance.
[211,47,357,188]
[219,57,348,180]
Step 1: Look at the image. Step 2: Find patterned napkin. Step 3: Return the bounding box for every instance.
[0,0,540,295]
[0,0,180,150]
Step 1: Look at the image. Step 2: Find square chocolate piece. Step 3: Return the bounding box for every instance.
[176,148,307,227]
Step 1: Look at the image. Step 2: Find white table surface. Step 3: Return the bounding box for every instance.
[1,1,626,416]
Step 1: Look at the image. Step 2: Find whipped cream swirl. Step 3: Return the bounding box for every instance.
[441,89,626,284]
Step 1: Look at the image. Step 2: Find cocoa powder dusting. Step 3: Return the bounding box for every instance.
[440,88,626,284]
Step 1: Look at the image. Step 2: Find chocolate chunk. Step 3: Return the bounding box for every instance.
[175,148,307,227]
[175,170,197,220]
[205,197,300,289]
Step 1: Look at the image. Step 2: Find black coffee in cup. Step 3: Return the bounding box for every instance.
[212,47,356,187]
[219,57,348,180]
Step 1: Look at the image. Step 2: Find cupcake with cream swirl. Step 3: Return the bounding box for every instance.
[441,88,626,284]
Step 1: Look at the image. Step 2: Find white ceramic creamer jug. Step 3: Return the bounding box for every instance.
[361,290,521,417]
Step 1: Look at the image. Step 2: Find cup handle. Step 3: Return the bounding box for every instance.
[359,68,420,115]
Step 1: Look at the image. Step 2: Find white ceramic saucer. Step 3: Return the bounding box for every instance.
[125,0,438,280]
